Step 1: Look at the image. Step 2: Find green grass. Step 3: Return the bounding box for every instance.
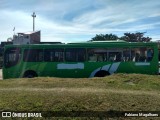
[0,74,160,120]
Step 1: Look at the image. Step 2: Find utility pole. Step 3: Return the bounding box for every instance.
[31,12,36,31]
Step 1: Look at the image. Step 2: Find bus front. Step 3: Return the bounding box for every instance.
[3,46,22,79]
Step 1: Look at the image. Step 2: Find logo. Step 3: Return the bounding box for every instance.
[2,112,11,117]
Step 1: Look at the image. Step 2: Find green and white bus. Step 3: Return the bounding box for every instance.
[2,41,159,79]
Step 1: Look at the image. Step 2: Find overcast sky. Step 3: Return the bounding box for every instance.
[0,0,160,43]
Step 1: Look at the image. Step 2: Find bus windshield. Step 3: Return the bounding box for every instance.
[4,47,21,68]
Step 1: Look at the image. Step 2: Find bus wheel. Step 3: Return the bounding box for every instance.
[23,70,38,78]
[94,70,110,77]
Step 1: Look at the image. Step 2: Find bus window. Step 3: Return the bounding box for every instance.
[44,49,64,62]
[65,48,85,62]
[146,48,153,62]
[131,48,153,62]
[88,53,97,62]
[108,52,122,62]
[139,48,147,62]
[77,49,86,62]
[123,49,131,61]
[88,49,97,62]
[88,48,107,62]
[131,49,136,62]
[23,49,43,62]
[4,48,21,68]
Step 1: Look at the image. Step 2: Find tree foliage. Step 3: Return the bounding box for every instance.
[91,32,152,42]
[119,32,151,42]
[91,34,118,41]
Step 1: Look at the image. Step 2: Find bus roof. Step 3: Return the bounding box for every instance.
[4,41,158,48]
[69,40,126,44]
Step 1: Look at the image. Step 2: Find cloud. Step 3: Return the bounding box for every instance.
[0,10,33,40]
[0,0,160,42]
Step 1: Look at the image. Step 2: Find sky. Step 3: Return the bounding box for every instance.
[0,0,160,43]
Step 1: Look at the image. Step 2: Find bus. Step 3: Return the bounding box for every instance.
[2,41,159,79]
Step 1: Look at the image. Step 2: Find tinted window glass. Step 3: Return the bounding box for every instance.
[87,47,154,62]
[65,48,85,62]
[44,49,64,62]
[4,47,21,68]
[131,48,153,62]
[108,52,122,62]
[123,49,131,61]
[88,48,124,62]
[88,48,108,62]
[146,48,154,62]
[23,49,43,62]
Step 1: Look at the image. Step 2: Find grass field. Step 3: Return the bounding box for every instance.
[0,74,160,120]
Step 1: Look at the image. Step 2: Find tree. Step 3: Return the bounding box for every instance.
[90,32,152,42]
[91,34,105,41]
[91,34,118,41]
[120,32,152,42]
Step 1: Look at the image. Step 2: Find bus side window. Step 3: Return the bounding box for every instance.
[108,53,116,62]
[131,49,143,62]
[23,49,43,62]
[87,48,107,62]
[108,52,122,62]
[44,49,52,61]
[131,48,153,62]
[146,48,153,62]
[88,49,97,62]
[131,50,136,62]
[77,49,86,62]
[123,49,130,62]
[55,50,64,62]
[88,54,97,62]
[97,55,103,62]
[44,49,64,62]
[138,48,147,62]
[65,48,85,62]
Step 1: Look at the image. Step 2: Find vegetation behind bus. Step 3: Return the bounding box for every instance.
[90,32,152,42]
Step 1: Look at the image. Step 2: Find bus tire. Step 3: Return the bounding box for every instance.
[23,70,38,78]
[94,70,110,77]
